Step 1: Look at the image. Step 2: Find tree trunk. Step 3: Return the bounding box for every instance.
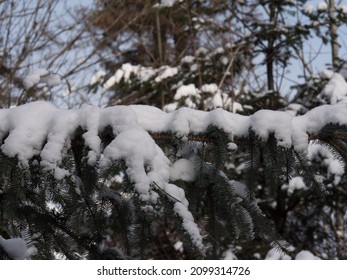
[328,0,339,68]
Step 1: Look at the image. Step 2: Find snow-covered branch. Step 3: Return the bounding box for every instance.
[2,101,347,170]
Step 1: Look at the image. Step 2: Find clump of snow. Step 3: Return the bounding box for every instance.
[304,4,314,14]
[282,176,307,194]
[173,202,204,251]
[196,47,208,55]
[318,71,347,104]
[154,66,178,83]
[170,158,196,181]
[103,75,117,90]
[113,63,140,84]
[295,250,320,260]
[174,84,201,101]
[90,70,106,85]
[317,2,328,11]
[163,103,178,112]
[174,241,183,253]
[223,247,238,260]
[201,83,218,94]
[110,64,177,86]
[41,74,61,88]
[23,69,61,89]
[227,142,238,151]
[153,0,178,8]
[0,236,27,260]
[308,143,344,185]
[173,84,201,109]
[103,128,158,202]
[320,69,334,80]
[23,68,49,89]
[200,83,241,112]
[181,55,195,64]
[251,110,293,149]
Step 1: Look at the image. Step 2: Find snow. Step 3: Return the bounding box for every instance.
[251,110,293,149]
[109,64,178,86]
[295,250,320,260]
[103,128,157,202]
[174,241,183,252]
[103,75,117,90]
[170,158,196,181]
[304,4,314,14]
[201,83,218,93]
[154,66,178,83]
[317,2,328,11]
[41,74,61,87]
[90,70,106,85]
[114,63,140,83]
[223,247,238,260]
[308,143,344,185]
[264,248,320,260]
[318,72,347,104]
[173,202,204,251]
[3,99,347,251]
[174,84,201,101]
[153,0,178,8]
[4,101,347,174]
[181,55,195,64]
[23,68,49,89]
[282,176,307,194]
[227,142,238,151]
[23,69,61,89]
[0,236,27,260]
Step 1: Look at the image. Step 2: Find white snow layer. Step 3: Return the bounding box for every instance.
[0,236,27,260]
[3,101,347,170]
[3,101,347,251]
